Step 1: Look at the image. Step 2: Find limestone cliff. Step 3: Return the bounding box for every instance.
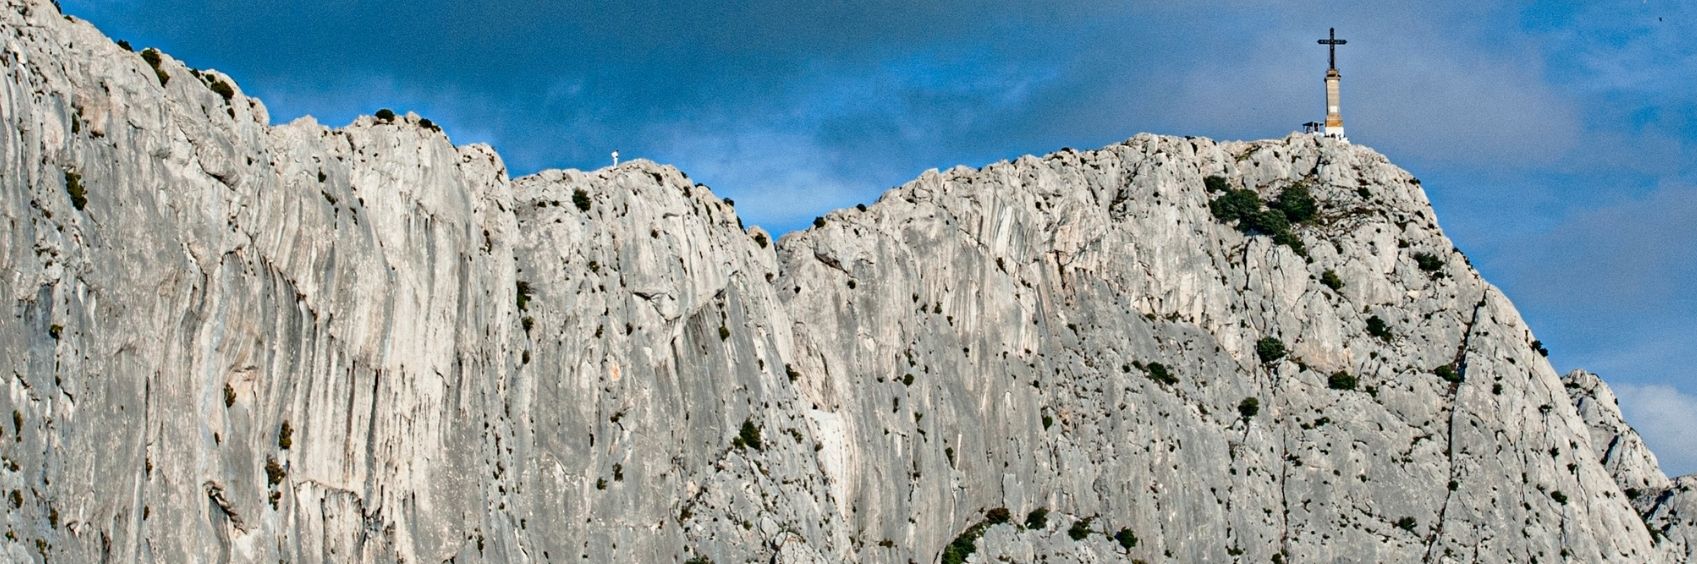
[0,1,1689,562]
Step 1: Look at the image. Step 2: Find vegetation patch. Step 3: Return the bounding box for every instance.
[1068,517,1095,540]
[515,281,533,311]
[1204,175,1232,193]
[1238,397,1260,420]
[942,508,1008,564]
[64,170,87,210]
[1207,182,1318,255]
[1413,252,1445,276]
[1366,315,1392,341]
[1434,365,1461,384]
[732,418,762,451]
[265,456,286,486]
[1328,371,1358,391]
[572,189,592,212]
[206,75,235,102]
[1115,528,1139,550]
[1143,361,1178,386]
[140,48,169,86]
[1025,507,1050,529]
[1256,337,1287,364]
[1320,269,1344,291]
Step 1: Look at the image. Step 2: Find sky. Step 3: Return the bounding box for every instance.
[59,1,1696,475]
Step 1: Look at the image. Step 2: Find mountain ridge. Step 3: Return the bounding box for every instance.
[1,1,1692,562]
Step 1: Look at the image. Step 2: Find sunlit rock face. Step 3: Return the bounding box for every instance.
[0,1,1688,562]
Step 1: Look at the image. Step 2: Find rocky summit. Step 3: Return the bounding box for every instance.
[1,2,1692,562]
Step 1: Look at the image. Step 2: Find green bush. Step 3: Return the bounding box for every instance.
[1204,175,1231,193]
[515,281,533,311]
[942,523,987,564]
[1208,185,1311,255]
[572,189,592,212]
[942,508,1010,564]
[1115,528,1138,550]
[64,170,87,210]
[753,232,769,248]
[1238,397,1260,419]
[374,108,396,122]
[1068,517,1094,540]
[718,325,730,341]
[223,384,236,407]
[1394,516,1417,532]
[1434,365,1461,383]
[279,421,293,450]
[737,419,762,451]
[139,48,169,86]
[1413,252,1444,273]
[1256,337,1287,364]
[1208,189,1261,224]
[1244,208,1292,236]
[1366,316,1392,341]
[1320,270,1345,291]
[813,216,826,228]
[1271,229,1307,257]
[1532,340,1549,357]
[207,76,235,102]
[265,456,286,486]
[1025,507,1049,529]
[1551,490,1568,504]
[1328,371,1358,391]
[1145,362,1178,386]
[1273,184,1318,223]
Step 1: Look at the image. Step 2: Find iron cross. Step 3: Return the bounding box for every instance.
[1318,28,1347,69]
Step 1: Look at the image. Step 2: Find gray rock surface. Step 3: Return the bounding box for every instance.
[0,1,1690,562]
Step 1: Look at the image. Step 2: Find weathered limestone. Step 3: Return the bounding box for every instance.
[0,1,1690,562]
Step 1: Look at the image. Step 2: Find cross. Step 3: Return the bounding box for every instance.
[1317,27,1347,70]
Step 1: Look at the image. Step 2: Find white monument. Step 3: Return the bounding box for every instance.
[1317,28,1349,141]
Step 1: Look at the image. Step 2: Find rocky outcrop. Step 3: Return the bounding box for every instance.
[1565,369,1697,561]
[0,1,1691,562]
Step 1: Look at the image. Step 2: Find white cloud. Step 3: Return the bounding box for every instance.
[648,123,870,233]
[1614,383,1697,478]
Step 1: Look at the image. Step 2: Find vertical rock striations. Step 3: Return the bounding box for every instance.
[0,1,1690,562]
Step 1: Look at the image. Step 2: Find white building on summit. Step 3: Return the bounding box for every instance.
[1318,27,1348,141]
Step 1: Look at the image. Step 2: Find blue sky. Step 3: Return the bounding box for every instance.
[61,1,1696,475]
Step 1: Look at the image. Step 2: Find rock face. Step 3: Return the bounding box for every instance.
[0,1,1690,562]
